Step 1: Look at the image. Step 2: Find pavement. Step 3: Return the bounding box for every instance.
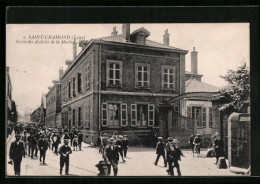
[6,132,242,177]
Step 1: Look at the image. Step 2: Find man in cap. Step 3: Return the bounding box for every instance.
[213,132,224,165]
[154,137,167,167]
[104,137,119,176]
[115,135,125,162]
[58,139,72,175]
[9,134,25,176]
[165,137,174,175]
[101,133,108,154]
[193,134,202,154]
[37,134,48,164]
[122,135,129,158]
[171,139,184,176]
[95,160,111,176]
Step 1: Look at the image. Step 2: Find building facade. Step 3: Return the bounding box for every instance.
[39,94,46,126]
[45,81,62,128]
[30,107,41,123]
[60,24,188,144]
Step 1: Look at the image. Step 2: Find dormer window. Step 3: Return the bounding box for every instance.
[130,27,150,45]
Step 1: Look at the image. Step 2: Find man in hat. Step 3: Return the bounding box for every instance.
[122,135,129,158]
[95,160,111,176]
[154,137,167,167]
[115,135,125,162]
[97,132,103,154]
[37,134,48,164]
[189,134,195,152]
[72,134,78,151]
[193,134,202,154]
[9,134,25,176]
[58,139,72,175]
[213,132,224,165]
[104,137,119,176]
[30,134,38,159]
[112,131,119,140]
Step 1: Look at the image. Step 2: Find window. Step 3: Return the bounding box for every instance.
[78,106,82,127]
[121,104,128,126]
[68,81,71,98]
[106,60,122,87]
[148,104,155,126]
[85,64,90,90]
[107,104,120,127]
[191,107,202,127]
[131,104,137,126]
[135,63,150,88]
[85,101,90,128]
[161,65,176,90]
[78,73,82,93]
[72,77,76,97]
[202,107,206,127]
[72,108,76,126]
[174,105,179,113]
[102,103,108,126]
[209,107,213,128]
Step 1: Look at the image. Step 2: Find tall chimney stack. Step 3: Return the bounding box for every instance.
[59,67,63,80]
[122,24,130,42]
[191,47,198,74]
[73,38,77,60]
[111,26,118,36]
[163,29,170,45]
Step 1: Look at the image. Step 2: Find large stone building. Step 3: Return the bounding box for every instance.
[6,66,17,126]
[60,24,188,144]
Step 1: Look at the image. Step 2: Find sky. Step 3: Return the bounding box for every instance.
[6,23,250,115]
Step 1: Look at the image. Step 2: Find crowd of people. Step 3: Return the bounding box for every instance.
[8,125,225,177]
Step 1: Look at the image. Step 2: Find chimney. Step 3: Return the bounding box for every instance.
[59,67,63,80]
[6,66,9,74]
[79,40,88,51]
[73,38,77,60]
[191,47,198,74]
[111,26,118,36]
[163,29,170,45]
[122,24,130,41]
[65,60,73,66]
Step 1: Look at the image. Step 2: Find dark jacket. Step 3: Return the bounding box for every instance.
[104,145,119,163]
[167,144,183,162]
[38,138,48,151]
[156,141,165,154]
[78,133,83,143]
[58,145,72,159]
[9,141,25,160]
[214,138,224,154]
[115,140,123,151]
[122,139,129,148]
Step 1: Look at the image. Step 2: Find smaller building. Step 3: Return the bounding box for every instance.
[45,68,63,128]
[30,107,41,123]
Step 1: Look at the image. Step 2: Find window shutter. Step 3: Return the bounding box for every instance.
[173,66,176,90]
[148,104,155,126]
[209,107,213,128]
[121,103,128,127]
[131,104,137,126]
[102,103,108,126]
[187,106,192,118]
[202,107,206,127]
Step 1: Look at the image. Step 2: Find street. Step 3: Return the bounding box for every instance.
[6,132,238,176]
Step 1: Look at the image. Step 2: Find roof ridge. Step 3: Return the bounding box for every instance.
[186,78,219,90]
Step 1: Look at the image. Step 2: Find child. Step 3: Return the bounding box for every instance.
[72,135,78,151]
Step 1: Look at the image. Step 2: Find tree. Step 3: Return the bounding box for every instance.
[219,62,250,114]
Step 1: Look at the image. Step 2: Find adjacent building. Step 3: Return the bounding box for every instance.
[30,107,41,123]
[60,24,188,144]
[39,94,46,126]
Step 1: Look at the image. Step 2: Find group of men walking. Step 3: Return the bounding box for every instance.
[96,131,129,176]
[154,137,184,176]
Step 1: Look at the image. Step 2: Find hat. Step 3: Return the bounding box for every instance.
[15,134,21,137]
[119,135,123,138]
[114,131,118,135]
[95,160,111,168]
[158,137,163,140]
[64,139,69,143]
[166,137,173,141]
[109,138,116,142]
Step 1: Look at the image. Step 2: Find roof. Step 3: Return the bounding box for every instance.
[185,78,220,93]
[97,34,186,52]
